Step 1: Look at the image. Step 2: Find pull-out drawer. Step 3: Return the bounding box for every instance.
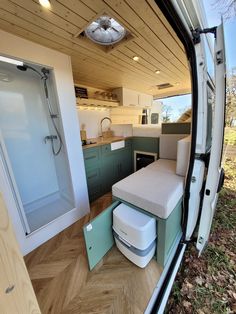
[85,167,102,202]
[83,147,100,169]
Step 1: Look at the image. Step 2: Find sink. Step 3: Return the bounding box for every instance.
[111,140,125,151]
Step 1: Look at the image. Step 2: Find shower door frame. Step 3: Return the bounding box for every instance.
[0,130,31,234]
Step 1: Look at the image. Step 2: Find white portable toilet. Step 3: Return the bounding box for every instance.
[113,203,156,268]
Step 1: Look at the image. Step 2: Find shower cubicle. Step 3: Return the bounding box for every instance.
[0,58,75,234]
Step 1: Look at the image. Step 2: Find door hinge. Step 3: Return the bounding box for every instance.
[197,152,211,167]
[192,27,217,44]
[216,50,224,65]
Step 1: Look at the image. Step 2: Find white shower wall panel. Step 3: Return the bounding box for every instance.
[0,62,59,205]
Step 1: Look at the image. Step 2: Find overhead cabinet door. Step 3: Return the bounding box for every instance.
[196,23,226,254]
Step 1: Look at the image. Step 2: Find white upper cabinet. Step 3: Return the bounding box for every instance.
[113,88,153,108]
[138,93,153,108]
[123,88,139,107]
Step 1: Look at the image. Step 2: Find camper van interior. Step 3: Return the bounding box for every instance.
[0,1,223,313]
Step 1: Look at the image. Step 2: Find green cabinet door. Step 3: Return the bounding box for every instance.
[83,201,120,270]
[83,140,133,200]
[114,146,132,181]
[120,146,132,179]
[101,154,116,193]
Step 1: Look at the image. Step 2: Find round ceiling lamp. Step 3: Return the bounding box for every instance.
[85,16,126,46]
[39,0,51,8]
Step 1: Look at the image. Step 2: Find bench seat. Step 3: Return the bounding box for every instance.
[112,159,184,219]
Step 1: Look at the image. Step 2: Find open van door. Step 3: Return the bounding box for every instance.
[196,23,226,254]
[148,19,226,312]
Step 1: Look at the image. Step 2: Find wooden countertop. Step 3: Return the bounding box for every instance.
[82,136,131,149]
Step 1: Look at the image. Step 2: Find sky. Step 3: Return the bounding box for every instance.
[158,1,236,122]
[202,0,236,71]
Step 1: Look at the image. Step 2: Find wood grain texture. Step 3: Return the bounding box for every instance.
[0,193,41,314]
[25,193,162,314]
[0,0,190,97]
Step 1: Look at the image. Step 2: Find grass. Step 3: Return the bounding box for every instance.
[166,128,236,314]
[224,127,236,145]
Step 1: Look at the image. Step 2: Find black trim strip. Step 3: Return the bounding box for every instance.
[151,242,185,313]
[150,0,199,312]
[154,0,198,240]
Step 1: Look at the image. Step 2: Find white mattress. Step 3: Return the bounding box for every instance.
[146,159,176,174]
[112,159,184,219]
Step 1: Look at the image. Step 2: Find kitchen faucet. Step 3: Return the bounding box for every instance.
[100,117,112,136]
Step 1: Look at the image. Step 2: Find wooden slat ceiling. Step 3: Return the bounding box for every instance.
[0,0,191,97]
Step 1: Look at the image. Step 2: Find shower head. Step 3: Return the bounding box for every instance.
[17,65,28,71]
[16,64,47,79]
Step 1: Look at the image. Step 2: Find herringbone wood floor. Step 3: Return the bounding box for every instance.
[25,193,162,314]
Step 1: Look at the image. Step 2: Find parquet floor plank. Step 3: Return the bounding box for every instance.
[25,192,162,313]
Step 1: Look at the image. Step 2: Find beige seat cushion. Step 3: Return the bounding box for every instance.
[159,134,189,160]
[176,136,191,176]
[112,159,184,219]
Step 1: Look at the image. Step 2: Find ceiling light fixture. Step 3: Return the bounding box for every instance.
[175,82,180,86]
[0,56,23,66]
[133,56,139,61]
[155,70,160,74]
[39,0,51,9]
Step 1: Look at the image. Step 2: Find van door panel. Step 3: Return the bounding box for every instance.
[196,23,226,254]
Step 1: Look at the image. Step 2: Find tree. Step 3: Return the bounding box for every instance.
[226,69,236,126]
[161,105,172,122]
[213,0,236,19]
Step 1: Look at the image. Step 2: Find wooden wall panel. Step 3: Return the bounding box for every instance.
[0,194,41,314]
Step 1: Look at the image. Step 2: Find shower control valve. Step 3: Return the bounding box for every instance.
[44,135,58,143]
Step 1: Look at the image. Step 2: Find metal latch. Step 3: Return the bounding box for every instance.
[192,27,217,44]
[216,50,223,65]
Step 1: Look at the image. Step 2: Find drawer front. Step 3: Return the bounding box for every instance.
[83,147,100,168]
[86,167,100,186]
[86,167,102,202]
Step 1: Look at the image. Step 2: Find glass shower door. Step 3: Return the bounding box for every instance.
[0,130,30,234]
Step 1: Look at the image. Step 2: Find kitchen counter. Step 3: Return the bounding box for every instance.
[82,136,131,149]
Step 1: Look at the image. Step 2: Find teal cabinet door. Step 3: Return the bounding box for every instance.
[83,147,103,202]
[83,140,133,201]
[83,201,120,270]
[120,146,132,179]
[114,146,133,182]
[101,154,116,193]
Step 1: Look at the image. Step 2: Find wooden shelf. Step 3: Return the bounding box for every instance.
[76,98,119,108]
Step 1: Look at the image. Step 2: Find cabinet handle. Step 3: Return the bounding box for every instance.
[85,155,96,160]
[5,285,15,294]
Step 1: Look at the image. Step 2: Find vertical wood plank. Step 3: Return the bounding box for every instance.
[0,193,41,314]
